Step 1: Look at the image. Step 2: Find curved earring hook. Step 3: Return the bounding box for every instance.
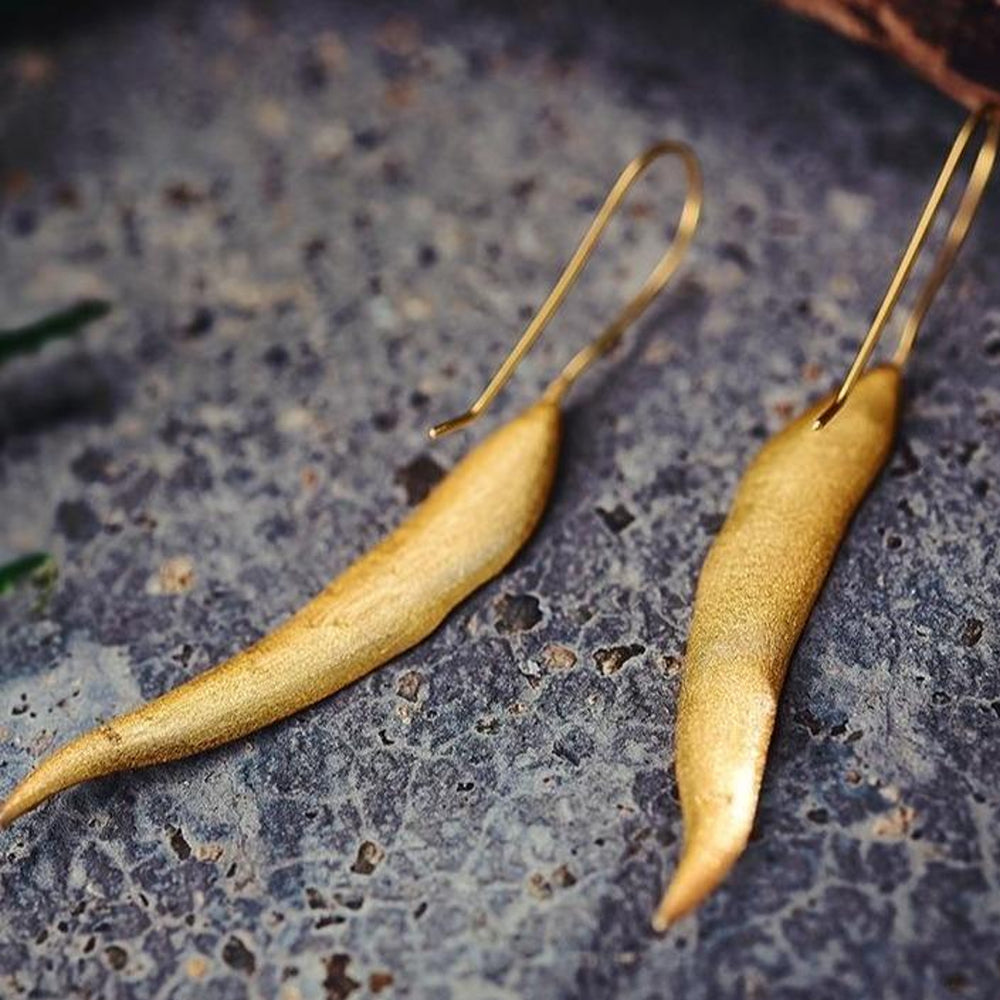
[429,140,704,439]
[814,105,1000,430]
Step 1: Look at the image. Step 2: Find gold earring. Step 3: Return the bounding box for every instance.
[1,141,703,826]
[655,105,999,930]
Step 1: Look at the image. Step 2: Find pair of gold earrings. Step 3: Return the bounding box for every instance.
[2,107,997,932]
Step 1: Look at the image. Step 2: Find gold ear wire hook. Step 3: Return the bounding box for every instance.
[814,105,1000,430]
[429,140,704,439]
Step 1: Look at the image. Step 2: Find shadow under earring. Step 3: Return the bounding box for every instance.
[655,105,999,929]
[1,140,703,827]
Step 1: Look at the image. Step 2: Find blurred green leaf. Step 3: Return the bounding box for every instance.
[0,299,111,366]
[0,552,54,595]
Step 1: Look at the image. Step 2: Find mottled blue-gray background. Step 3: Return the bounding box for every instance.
[1,1,999,998]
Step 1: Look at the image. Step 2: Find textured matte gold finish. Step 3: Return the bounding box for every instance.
[0,137,704,827]
[654,108,998,928]
[653,366,901,930]
[0,400,561,826]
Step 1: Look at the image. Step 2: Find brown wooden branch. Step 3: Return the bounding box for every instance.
[775,0,1000,109]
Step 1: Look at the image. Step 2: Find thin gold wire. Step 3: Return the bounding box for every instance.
[814,105,1000,429]
[429,140,704,439]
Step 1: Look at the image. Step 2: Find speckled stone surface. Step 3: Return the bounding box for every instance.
[1,1,999,997]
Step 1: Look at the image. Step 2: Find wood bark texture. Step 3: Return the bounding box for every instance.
[776,0,1000,108]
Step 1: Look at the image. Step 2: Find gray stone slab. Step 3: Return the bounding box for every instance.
[1,1,998,997]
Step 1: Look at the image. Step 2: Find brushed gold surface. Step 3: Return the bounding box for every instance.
[0,400,561,825]
[0,137,704,828]
[653,365,901,929]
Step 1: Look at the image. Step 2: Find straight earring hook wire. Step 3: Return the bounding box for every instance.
[429,140,704,439]
[814,105,1000,430]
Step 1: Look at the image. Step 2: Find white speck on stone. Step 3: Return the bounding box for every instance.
[434,218,464,258]
[255,99,290,139]
[641,338,676,365]
[311,122,351,162]
[424,42,465,78]
[515,221,542,257]
[813,296,846,327]
[701,259,746,294]
[148,556,196,596]
[369,295,398,331]
[872,804,916,839]
[401,296,433,322]
[827,188,874,233]
[314,31,349,74]
[197,404,240,430]
[702,303,737,337]
[185,956,209,980]
[828,271,860,300]
[26,264,113,303]
[278,406,315,433]
[405,195,435,223]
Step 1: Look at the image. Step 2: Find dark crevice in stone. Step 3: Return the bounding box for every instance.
[221,936,256,975]
[593,644,644,675]
[596,503,635,534]
[167,826,191,860]
[323,954,360,1000]
[494,593,543,633]
[351,840,384,875]
[961,618,984,647]
[394,454,446,504]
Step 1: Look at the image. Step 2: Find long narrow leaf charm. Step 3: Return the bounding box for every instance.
[1,402,559,825]
[655,366,900,927]
[1,139,703,826]
[655,104,998,928]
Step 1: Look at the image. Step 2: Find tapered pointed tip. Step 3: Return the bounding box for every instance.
[653,832,748,931]
[0,785,32,827]
[650,902,674,934]
[651,867,704,932]
[0,738,100,828]
[0,766,58,826]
